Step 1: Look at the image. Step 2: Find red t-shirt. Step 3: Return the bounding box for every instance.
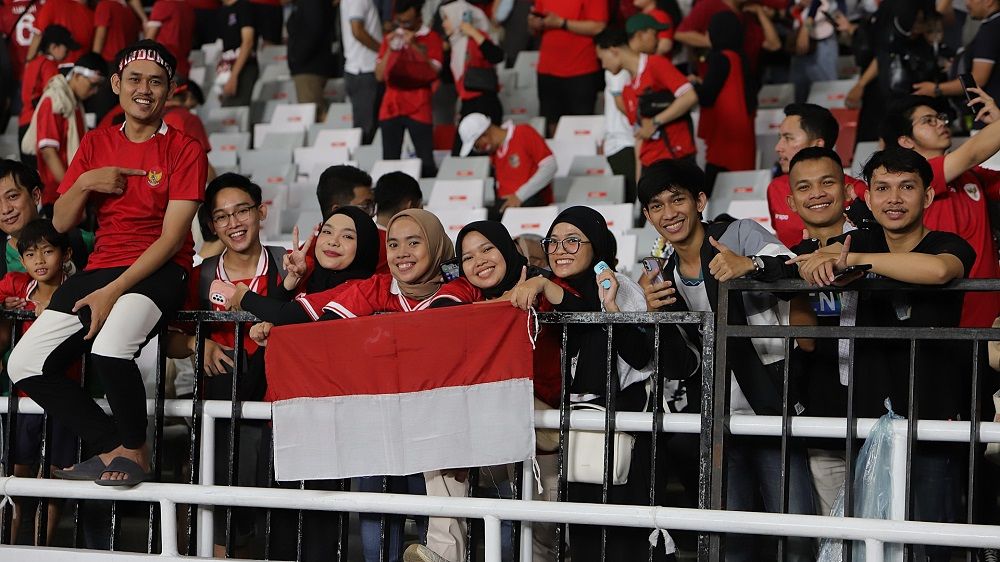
[32,0,94,63]
[148,0,195,78]
[164,106,211,152]
[93,0,141,62]
[58,122,207,272]
[697,50,754,171]
[622,53,696,166]
[35,96,86,206]
[490,123,555,204]
[294,279,367,320]
[676,0,764,75]
[856,156,1000,327]
[323,273,479,318]
[18,55,59,127]
[2,0,43,80]
[766,173,867,249]
[185,0,219,10]
[534,0,607,77]
[377,29,444,124]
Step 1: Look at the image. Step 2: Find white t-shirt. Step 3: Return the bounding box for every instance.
[673,270,755,415]
[340,0,383,74]
[603,70,635,157]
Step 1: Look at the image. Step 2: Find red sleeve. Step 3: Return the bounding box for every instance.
[149,1,167,22]
[322,274,383,318]
[94,2,111,27]
[653,10,674,40]
[169,137,208,202]
[967,167,1000,200]
[582,0,608,22]
[35,97,62,151]
[765,178,783,230]
[676,0,709,32]
[846,175,867,199]
[185,113,212,152]
[0,273,20,299]
[651,57,690,97]
[524,125,553,163]
[928,155,950,197]
[377,36,389,58]
[32,1,52,32]
[424,32,444,67]
[41,60,58,84]
[295,280,357,320]
[428,277,481,305]
[58,133,93,194]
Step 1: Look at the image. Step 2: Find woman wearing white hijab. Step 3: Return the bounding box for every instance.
[439,0,505,152]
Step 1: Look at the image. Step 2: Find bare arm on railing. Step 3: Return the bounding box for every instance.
[790,235,967,286]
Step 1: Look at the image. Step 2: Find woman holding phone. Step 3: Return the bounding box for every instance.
[508,206,672,562]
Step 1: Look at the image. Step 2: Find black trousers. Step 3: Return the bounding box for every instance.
[9,263,186,453]
[380,116,437,178]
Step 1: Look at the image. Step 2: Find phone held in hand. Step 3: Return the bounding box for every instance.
[641,256,666,285]
[959,73,984,116]
[593,261,612,289]
[440,258,461,283]
[831,263,872,286]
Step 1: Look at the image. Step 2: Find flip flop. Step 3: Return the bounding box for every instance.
[95,457,151,487]
[52,456,108,481]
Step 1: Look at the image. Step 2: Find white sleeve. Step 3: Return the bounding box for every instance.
[514,155,557,202]
[614,274,655,391]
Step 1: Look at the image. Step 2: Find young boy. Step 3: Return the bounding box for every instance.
[18,25,76,165]
[22,53,107,211]
[7,39,206,486]
[3,219,77,545]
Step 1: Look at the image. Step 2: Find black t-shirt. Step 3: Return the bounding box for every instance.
[829,228,976,420]
[790,238,849,427]
[219,0,256,54]
[966,12,1000,122]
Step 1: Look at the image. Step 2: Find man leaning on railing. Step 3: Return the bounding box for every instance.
[789,146,975,561]
[636,158,817,562]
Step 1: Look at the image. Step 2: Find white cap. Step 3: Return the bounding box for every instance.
[458,113,491,157]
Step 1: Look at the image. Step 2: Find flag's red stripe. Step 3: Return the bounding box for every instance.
[265,301,534,402]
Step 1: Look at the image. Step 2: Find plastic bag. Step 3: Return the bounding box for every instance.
[817,399,903,562]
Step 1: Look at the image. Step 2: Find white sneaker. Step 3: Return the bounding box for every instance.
[403,544,449,562]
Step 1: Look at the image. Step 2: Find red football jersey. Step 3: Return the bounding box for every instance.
[32,0,94,63]
[57,122,207,272]
[622,53,696,165]
[377,28,444,124]
[2,0,43,80]
[163,106,211,152]
[294,279,368,321]
[93,0,141,62]
[18,55,59,127]
[35,96,86,206]
[490,123,555,204]
[148,0,195,78]
[534,0,607,78]
[323,273,479,318]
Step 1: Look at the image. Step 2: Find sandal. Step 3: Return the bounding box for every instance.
[52,456,108,481]
[95,456,151,487]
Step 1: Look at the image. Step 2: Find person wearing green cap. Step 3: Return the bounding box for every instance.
[633,0,675,55]
[626,12,671,57]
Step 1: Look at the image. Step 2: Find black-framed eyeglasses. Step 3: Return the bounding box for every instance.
[211,204,259,227]
[354,201,376,217]
[540,236,591,255]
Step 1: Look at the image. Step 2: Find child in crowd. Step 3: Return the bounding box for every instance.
[3,219,77,545]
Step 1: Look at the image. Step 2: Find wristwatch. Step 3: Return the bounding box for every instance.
[561,18,569,30]
[934,83,943,97]
[748,256,765,278]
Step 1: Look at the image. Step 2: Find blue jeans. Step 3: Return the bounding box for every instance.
[356,474,428,562]
[725,436,817,561]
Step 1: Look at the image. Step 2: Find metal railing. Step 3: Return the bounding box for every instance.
[0,278,998,561]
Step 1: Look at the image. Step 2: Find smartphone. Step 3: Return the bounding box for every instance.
[641,257,666,285]
[959,73,984,117]
[831,263,872,286]
[440,258,461,282]
[530,10,546,18]
[462,10,473,23]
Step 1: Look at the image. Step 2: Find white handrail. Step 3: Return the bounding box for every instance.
[0,477,997,559]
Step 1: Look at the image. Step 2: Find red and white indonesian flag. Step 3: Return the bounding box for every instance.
[265,302,537,481]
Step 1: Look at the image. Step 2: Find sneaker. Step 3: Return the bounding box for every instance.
[984,548,999,562]
[403,544,449,562]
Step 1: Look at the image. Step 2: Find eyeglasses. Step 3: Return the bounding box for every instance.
[540,236,591,255]
[211,205,259,227]
[356,201,376,217]
[914,113,949,127]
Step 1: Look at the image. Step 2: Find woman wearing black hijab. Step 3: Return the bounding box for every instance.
[228,205,381,324]
[453,220,549,299]
[508,206,671,562]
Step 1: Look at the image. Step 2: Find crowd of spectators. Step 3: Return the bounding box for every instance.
[0,0,999,561]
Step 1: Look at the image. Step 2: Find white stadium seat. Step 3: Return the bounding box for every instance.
[554,115,605,146]
[253,122,306,149]
[370,159,422,183]
[806,79,855,109]
[437,156,491,180]
[501,206,559,238]
[546,138,597,178]
[564,176,625,206]
[324,103,355,128]
[271,103,317,127]
[568,155,613,177]
[588,203,633,235]
[427,179,486,210]
[209,132,251,153]
[757,83,794,110]
[426,207,488,242]
[313,128,364,153]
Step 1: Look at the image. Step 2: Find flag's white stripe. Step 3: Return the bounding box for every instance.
[271,378,536,481]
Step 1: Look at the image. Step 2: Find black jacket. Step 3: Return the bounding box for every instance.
[287,0,337,77]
